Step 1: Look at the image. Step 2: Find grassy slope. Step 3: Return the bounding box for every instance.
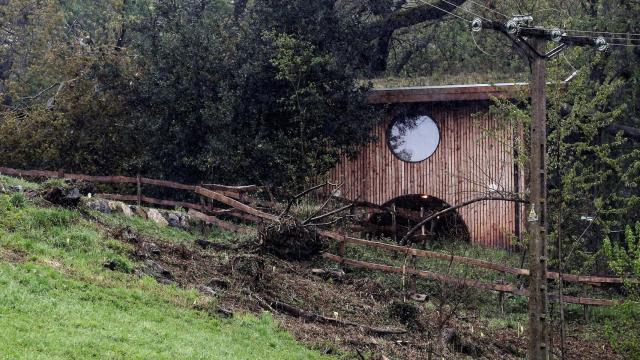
[0,176,327,360]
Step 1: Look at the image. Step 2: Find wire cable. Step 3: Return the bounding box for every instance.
[608,43,640,47]
[471,31,493,56]
[563,28,640,37]
[414,0,472,23]
[465,0,508,19]
[520,26,640,39]
[561,53,577,72]
[438,0,491,22]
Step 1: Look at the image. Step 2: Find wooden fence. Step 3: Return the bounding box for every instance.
[1,166,633,306]
[0,166,268,228]
[317,230,628,306]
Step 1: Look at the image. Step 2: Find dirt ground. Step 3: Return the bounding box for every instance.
[108,226,621,360]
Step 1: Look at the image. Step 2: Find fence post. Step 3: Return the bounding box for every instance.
[136,174,142,206]
[420,206,428,249]
[338,234,346,270]
[392,203,397,243]
[583,285,590,322]
[409,252,417,295]
[199,182,209,236]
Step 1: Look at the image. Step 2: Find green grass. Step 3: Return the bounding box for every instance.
[0,175,40,191]
[0,189,329,359]
[590,302,640,359]
[91,210,254,245]
[0,262,326,360]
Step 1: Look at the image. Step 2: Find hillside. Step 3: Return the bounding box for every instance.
[0,175,327,359]
[1,175,635,359]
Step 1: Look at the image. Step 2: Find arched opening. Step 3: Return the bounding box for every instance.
[365,194,470,245]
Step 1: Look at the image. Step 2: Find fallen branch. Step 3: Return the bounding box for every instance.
[195,186,277,221]
[319,231,637,285]
[260,296,407,335]
[305,203,354,225]
[201,184,263,193]
[302,181,344,224]
[187,209,251,233]
[279,182,333,218]
[400,196,528,245]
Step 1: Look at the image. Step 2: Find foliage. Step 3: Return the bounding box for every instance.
[603,222,640,294]
[0,0,380,188]
[593,303,640,359]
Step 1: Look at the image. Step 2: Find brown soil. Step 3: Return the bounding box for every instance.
[0,247,27,263]
[109,225,622,360]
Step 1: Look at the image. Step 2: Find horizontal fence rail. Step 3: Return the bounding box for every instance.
[318,230,638,286]
[322,253,620,306]
[0,166,267,228]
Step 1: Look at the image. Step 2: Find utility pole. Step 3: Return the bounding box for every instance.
[527,36,550,360]
[472,17,608,360]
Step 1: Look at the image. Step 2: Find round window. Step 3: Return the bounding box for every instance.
[388,114,440,162]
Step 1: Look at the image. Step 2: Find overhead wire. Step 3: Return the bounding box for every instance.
[465,0,508,19]
[413,1,640,52]
[519,26,640,39]
[608,43,640,47]
[438,0,491,22]
[471,30,499,57]
[562,28,640,37]
[417,0,640,41]
[414,0,472,23]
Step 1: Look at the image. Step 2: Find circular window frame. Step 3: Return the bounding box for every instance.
[386,113,441,163]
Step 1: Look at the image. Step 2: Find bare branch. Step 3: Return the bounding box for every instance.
[400,195,528,244]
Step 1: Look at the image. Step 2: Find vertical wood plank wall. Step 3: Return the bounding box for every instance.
[329,102,518,249]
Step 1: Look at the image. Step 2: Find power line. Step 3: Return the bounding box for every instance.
[414,0,471,23]
[520,26,640,39]
[471,30,496,56]
[563,28,640,37]
[438,0,490,22]
[609,43,640,47]
[466,0,508,19]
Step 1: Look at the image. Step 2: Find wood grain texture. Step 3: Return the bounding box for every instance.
[328,102,519,249]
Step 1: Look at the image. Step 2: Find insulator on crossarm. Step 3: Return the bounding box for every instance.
[471,18,483,32]
[506,20,519,34]
[595,36,608,51]
[551,28,564,42]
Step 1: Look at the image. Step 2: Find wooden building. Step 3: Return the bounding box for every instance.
[328,83,526,249]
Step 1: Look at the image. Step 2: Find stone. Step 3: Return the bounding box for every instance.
[119,203,133,217]
[105,201,133,216]
[107,201,120,211]
[410,293,428,302]
[87,199,111,213]
[43,187,81,207]
[8,185,23,193]
[167,213,181,228]
[131,206,147,219]
[167,212,189,229]
[147,208,168,227]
